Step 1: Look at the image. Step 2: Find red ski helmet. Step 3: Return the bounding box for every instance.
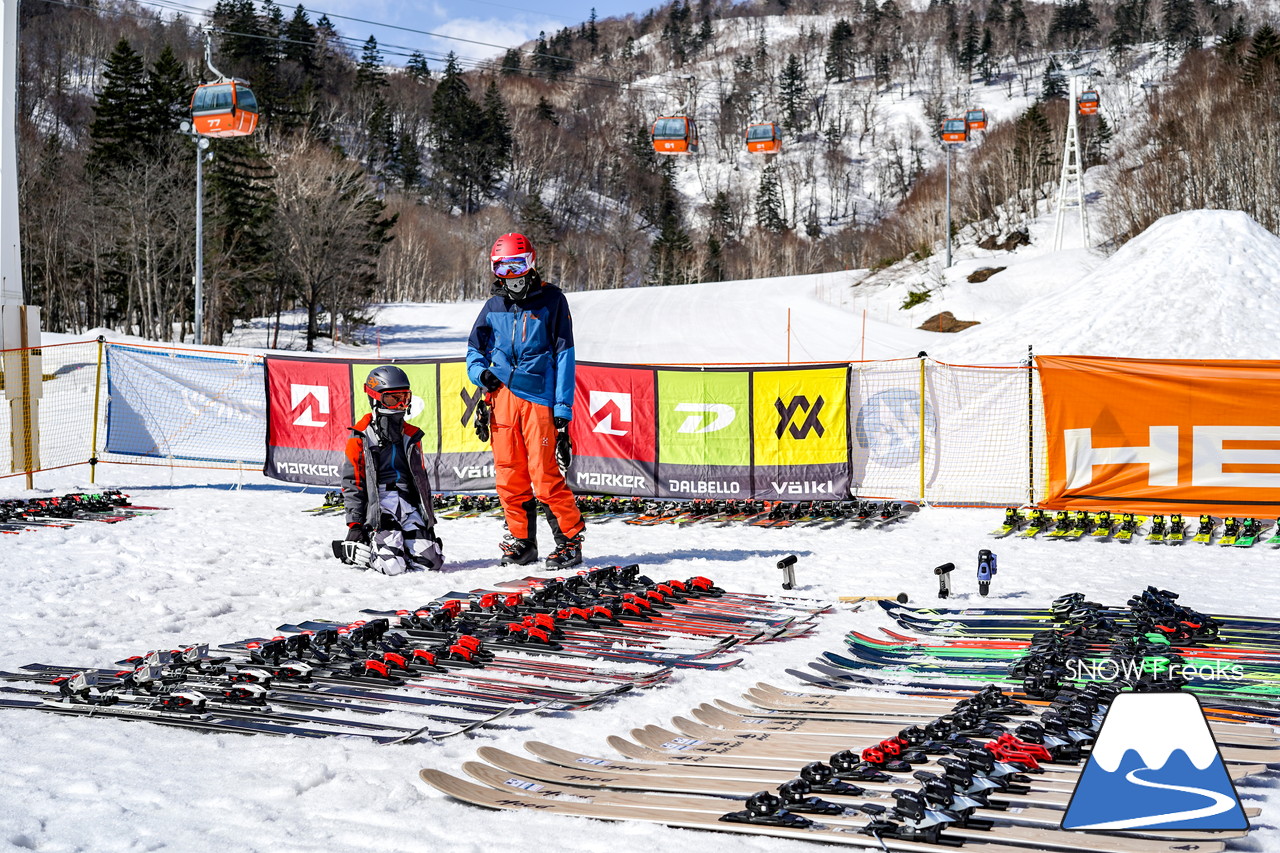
[490,233,537,279]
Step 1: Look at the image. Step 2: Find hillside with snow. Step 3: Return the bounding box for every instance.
[224,207,1280,366]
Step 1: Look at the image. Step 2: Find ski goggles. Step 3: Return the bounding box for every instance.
[492,252,534,279]
[372,388,412,410]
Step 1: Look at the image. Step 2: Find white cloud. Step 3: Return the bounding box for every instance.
[429,17,560,59]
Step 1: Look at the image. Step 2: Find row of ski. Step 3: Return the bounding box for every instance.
[793,588,1280,706]
[991,507,1280,546]
[0,566,829,743]
[0,490,163,533]
[420,677,1271,852]
[304,490,921,528]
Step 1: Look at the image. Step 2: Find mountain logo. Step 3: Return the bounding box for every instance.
[1061,693,1249,831]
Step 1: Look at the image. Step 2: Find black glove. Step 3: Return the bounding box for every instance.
[346,523,368,543]
[479,369,503,392]
[475,398,491,443]
[553,417,572,476]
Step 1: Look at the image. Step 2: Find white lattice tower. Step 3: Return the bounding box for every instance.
[1052,76,1090,251]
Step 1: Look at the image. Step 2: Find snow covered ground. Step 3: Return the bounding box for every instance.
[8,207,1280,851]
[1,480,1277,853]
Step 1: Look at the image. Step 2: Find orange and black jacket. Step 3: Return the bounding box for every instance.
[341,413,438,531]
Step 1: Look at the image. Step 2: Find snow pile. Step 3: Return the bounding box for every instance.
[929,210,1280,363]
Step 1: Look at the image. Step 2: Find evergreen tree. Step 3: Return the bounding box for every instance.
[986,0,1006,26]
[1161,0,1198,53]
[1041,57,1067,99]
[500,48,523,75]
[406,51,431,81]
[1216,16,1247,64]
[478,81,513,192]
[1083,113,1113,166]
[357,36,388,91]
[647,162,692,284]
[778,53,808,132]
[520,190,557,247]
[978,28,997,83]
[825,18,856,81]
[87,39,151,177]
[283,5,316,70]
[586,8,600,53]
[703,234,724,282]
[1242,23,1280,87]
[709,189,735,241]
[210,0,264,69]
[430,53,484,211]
[959,10,981,75]
[146,45,191,142]
[392,128,422,188]
[536,95,559,125]
[1006,0,1031,58]
[755,162,787,232]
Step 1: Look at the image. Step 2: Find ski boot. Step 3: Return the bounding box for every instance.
[545,533,584,569]
[499,536,539,566]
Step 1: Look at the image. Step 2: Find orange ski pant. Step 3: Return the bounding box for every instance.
[489,386,584,543]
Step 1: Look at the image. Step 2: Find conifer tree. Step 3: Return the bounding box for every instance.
[755,162,787,232]
[146,45,191,143]
[500,49,522,75]
[283,5,316,71]
[87,39,151,177]
[779,54,808,131]
[1041,57,1067,99]
[406,51,431,82]
[825,18,856,81]
[647,162,693,284]
[1242,23,1280,87]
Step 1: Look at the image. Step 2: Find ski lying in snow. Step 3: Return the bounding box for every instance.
[418,769,1227,853]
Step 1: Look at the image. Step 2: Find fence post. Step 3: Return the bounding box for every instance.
[89,336,105,483]
[918,352,927,504]
[1027,345,1035,506]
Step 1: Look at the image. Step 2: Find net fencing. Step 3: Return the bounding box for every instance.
[0,340,101,480]
[0,340,1052,505]
[98,344,264,471]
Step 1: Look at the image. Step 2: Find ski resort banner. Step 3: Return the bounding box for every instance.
[1039,356,1280,514]
[261,354,1032,502]
[105,344,264,464]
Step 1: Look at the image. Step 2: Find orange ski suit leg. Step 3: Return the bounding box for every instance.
[490,387,536,541]
[490,386,584,543]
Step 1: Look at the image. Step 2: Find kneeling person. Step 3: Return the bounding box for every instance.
[341,366,443,574]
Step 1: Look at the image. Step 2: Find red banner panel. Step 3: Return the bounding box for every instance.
[1040,356,1280,514]
[264,357,354,484]
[568,363,657,495]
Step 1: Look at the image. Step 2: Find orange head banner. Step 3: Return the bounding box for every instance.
[1039,356,1280,514]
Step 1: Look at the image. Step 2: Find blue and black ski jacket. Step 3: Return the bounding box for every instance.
[466,281,576,421]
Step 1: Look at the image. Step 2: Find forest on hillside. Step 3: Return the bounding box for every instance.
[14,0,1280,348]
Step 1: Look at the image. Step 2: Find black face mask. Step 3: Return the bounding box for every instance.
[499,269,540,302]
[372,408,405,443]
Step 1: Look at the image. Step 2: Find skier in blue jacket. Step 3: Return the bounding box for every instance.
[467,232,585,569]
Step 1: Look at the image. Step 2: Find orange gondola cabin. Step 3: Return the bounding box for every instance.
[745,122,781,154]
[191,80,259,137]
[965,108,987,131]
[1077,90,1100,116]
[651,116,699,155]
[941,118,968,144]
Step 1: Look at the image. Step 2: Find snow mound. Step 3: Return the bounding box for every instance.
[931,210,1280,363]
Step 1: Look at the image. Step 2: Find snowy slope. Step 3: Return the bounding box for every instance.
[6,208,1280,852]
[224,208,1280,367]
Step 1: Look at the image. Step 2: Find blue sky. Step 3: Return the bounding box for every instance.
[301,0,662,69]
